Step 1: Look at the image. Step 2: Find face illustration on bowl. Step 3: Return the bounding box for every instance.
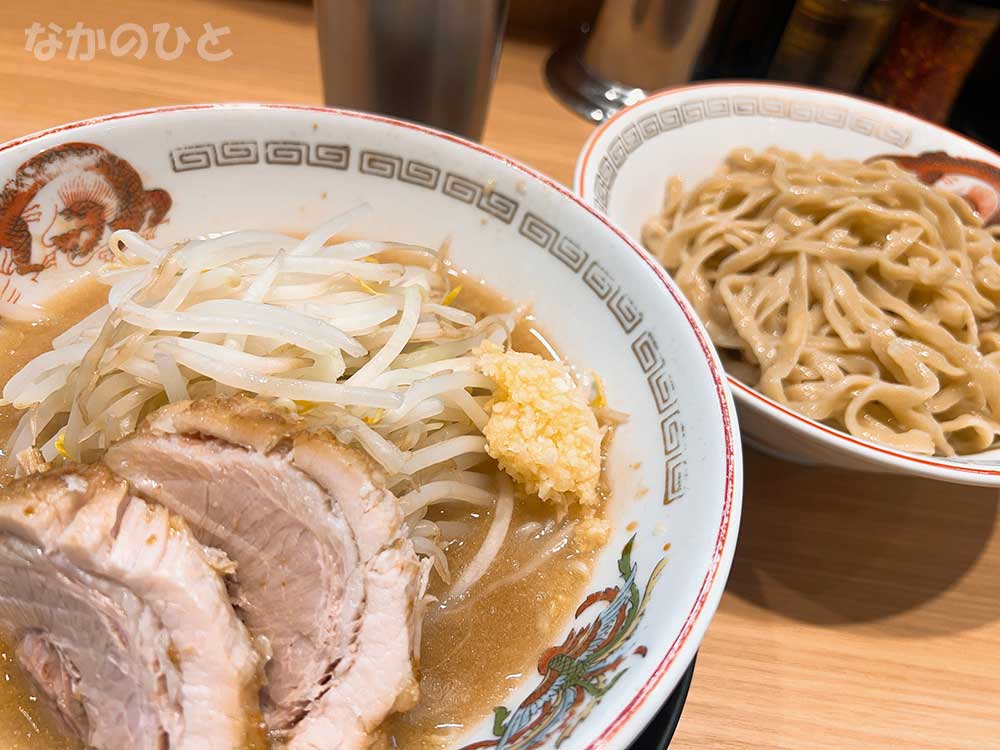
[875,150,1000,225]
[0,142,171,289]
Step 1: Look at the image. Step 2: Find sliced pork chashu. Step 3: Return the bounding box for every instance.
[104,396,424,749]
[0,464,261,750]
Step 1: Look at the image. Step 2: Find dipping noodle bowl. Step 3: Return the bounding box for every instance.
[578,81,1000,485]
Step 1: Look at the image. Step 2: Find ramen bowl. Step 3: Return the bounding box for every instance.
[575,81,1000,487]
[0,104,740,749]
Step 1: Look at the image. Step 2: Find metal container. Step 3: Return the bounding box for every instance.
[315,0,509,140]
[547,0,722,122]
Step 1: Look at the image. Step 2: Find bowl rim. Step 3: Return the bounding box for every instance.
[0,102,742,750]
[574,79,1000,484]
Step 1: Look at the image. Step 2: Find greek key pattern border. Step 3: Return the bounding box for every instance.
[167,140,686,491]
[169,140,350,172]
[592,93,913,211]
[632,330,687,502]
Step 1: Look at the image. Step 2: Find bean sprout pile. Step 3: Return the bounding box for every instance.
[2,207,525,590]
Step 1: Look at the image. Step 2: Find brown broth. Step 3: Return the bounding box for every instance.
[0,265,599,750]
[384,273,596,749]
[440,261,563,363]
[0,633,76,750]
[386,496,593,750]
[0,277,107,485]
[0,279,105,750]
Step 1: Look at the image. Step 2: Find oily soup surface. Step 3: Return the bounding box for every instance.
[386,277,598,750]
[0,279,106,750]
[0,275,599,749]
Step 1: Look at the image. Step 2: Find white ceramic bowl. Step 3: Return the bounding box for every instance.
[0,104,740,750]
[576,81,1000,486]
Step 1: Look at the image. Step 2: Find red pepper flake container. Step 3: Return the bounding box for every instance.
[863,0,1000,123]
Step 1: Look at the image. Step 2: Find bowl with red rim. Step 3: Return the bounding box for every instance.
[575,81,1000,486]
[0,103,740,749]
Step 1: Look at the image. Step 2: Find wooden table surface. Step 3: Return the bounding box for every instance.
[2,2,998,748]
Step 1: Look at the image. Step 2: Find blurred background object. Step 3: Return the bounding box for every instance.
[949,26,1000,149]
[315,0,508,140]
[581,0,721,88]
[507,0,601,40]
[767,0,902,91]
[862,0,1000,122]
[545,0,722,122]
[693,0,796,79]
[312,0,1000,149]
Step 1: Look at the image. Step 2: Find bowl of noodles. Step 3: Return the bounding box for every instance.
[576,81,1000,486]
[0,104,739,750]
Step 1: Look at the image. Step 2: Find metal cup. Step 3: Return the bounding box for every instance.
[547,0,722,122]
[315,0,509,140]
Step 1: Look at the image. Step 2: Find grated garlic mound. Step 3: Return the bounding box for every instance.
[475,340,605,516]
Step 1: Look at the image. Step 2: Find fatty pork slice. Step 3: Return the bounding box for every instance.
[0,464,262,750]
[104,396,424,749]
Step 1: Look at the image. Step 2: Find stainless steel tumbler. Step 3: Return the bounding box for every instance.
[316,0,509,140]
[547,0,721,122]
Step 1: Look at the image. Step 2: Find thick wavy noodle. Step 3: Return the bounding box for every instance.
[642,148,1000,457]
